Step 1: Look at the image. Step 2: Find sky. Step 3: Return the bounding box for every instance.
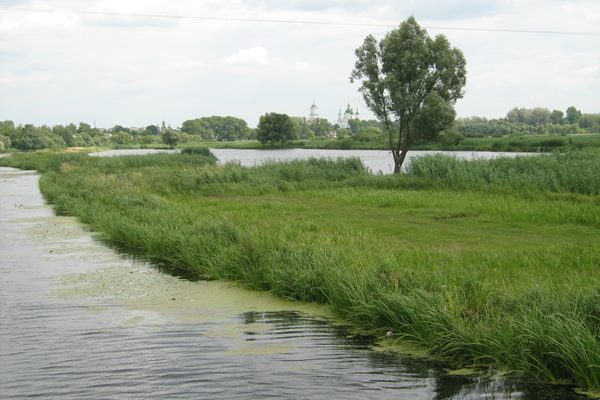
[0,0,598,128]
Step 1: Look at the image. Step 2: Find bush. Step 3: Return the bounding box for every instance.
[181,147,214,157]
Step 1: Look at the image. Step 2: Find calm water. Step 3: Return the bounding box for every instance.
[90,148,531,174]
[209,148,531,174]
[0,167,584,399]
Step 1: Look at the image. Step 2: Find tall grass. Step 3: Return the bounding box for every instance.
[1,150,599,390]
[406,150,600,195]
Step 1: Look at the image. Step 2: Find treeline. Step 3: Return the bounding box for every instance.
[455,106,600,138]
[0,121,110,152]
[2,106,598,152]
[0,114,386,152]
[0,118,254,152]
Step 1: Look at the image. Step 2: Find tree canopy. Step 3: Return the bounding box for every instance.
[181,116,252,141]
[257,113,295,146]
[161,128,180,148]
[350,16,466,173]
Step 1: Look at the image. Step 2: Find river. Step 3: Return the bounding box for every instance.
[90,148,532,174]
[0,166,584,399]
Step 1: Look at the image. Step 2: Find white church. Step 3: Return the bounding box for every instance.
[307,101,359,128]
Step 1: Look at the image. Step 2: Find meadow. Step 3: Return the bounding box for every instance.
[2,149,599,391]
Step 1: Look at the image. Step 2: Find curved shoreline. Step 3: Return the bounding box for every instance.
[2,150,599,396]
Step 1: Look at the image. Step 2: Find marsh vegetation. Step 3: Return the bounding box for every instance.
[2,149,599,392]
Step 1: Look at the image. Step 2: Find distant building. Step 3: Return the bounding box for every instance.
[306,101,359,128]
[308,101,320,122]
[336,104,359,129]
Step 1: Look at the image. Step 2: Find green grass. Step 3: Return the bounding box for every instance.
[1,149,599,390]
[453,133,600,152]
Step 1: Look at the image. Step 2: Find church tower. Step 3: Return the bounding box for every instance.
[308,101,319,122]
[337,103,357,128]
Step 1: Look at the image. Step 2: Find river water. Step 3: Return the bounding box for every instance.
[0,166,585,399]
[90,148,532,174]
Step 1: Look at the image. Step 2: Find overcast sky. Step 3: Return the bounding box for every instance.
[1,0,598,128]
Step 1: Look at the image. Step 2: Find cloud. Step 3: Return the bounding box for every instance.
[166,58,205,70]
[0,0,598,127]
[224,46,269,66]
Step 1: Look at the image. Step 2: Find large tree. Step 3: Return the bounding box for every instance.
[350,16,466,173]
[257,113,295,146]
[565,106,582,125]
[181,116,251,141]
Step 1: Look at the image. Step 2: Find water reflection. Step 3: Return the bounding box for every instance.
[0,167,585,399]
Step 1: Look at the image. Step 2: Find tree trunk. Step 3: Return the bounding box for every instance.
[392,148,409,174]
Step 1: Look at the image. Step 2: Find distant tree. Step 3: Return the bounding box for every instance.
[529,107,551,126]
[309,118,333,137]
[550,110,564,125]
[145,124,160,136]
[579,113,600,132]
[52,124,76,147]
[77,122,92,133]
[110,131,132,145]
[181,118,215,140]
[1,120,15,137]
[162,128,180,148]
[353,126,384,142]
[565,106,582,125]
[350,16,466,173]
[11,124,48,151]
[257,113,295,146]
[112,125,130,133]
[290,117,313,139]
[181,116,250,141]
[347,119,384,137]
[0,134,11,150]
[74,133,94,147]
[438,130,465,148]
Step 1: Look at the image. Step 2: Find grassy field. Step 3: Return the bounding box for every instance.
[2,149,599,391]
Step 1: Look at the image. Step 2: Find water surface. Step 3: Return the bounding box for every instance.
[90,148,531,174]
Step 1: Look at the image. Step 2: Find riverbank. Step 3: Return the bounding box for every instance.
[80,132,600,154]
[188,132,600,152]
[2,149,599,394]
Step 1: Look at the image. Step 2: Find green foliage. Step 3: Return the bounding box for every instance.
[351,16,466,172]
[3,149,600,389]
[52,124,76,147]
[407,150,600,195]
[181,116,252,141]
[458,106,598,138]
[309,118,334,137]
[10,124,49,151]
[145,124,160,135]
[161,128,181,148]
[550,109,564,124]
[507,107,552,126]
[257,112,296,146]
[438,130,465,148]
[354,126,384,142]
[180,146,217,160]
[110,131,133,146]
[566,106,582,124]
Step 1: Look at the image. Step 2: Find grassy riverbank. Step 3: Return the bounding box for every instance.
[2,149,599,391]
[185,132,600,152]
